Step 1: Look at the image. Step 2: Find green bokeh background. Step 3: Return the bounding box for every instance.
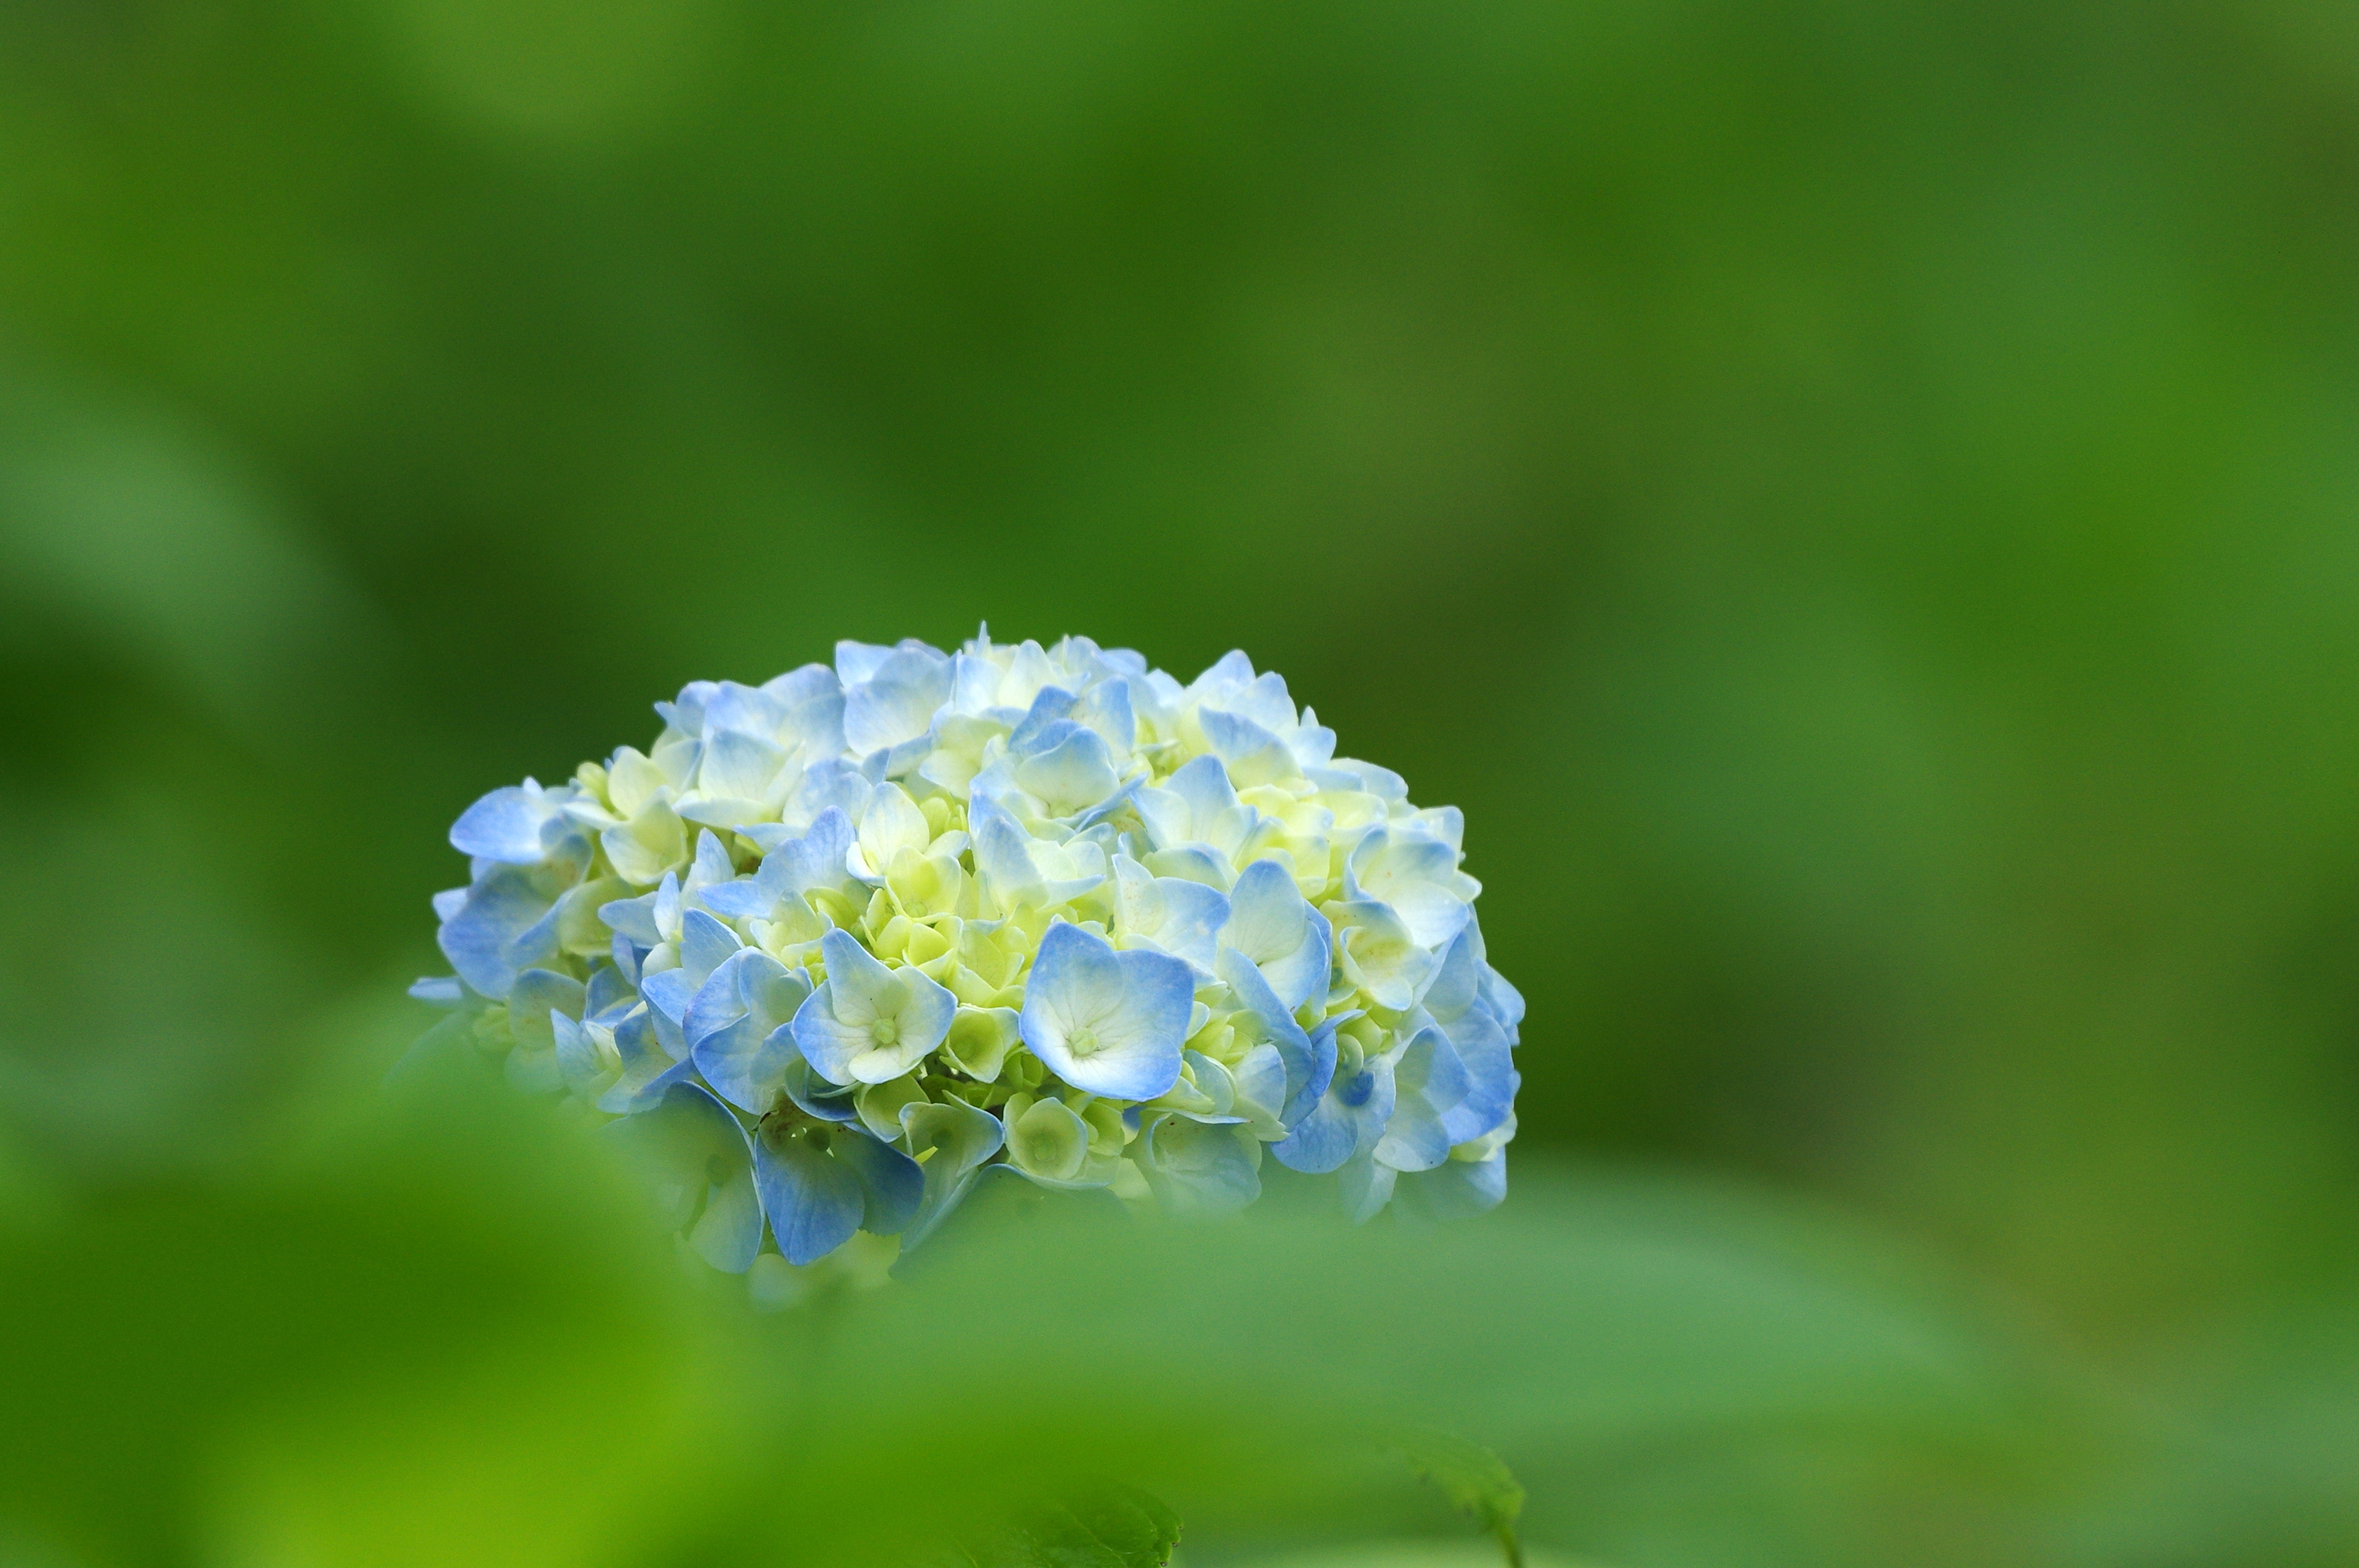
[4,2,2359,1563]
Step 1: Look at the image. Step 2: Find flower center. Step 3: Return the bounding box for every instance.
[904,899,926,916]
[1067,1026,1100,1056]
[870,1017,899,1046]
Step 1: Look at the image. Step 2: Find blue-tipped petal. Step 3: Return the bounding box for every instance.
[1344,824,1476,949]
[1114,856,1230,976]
[1373,1026,1469,1173]
[450,783,566,864]
[842,646,953,757]
[711,807,858,917]
[683,947,756,1049]
[610,934,644,986]
[1011,724,1119,814]
[1020,922,1192,1101]
[504,899,567,978]
[1482,964,1525,1033]
[790,927,957,1085]
[1200,707,1300,786]
[1269,1086,1361,1174]
[1221,857,1333,1012]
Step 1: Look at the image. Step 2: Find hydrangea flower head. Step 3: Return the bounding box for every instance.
[415,633,1523,1273]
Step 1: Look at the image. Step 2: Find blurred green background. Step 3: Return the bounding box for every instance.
[5,1,2359,1563]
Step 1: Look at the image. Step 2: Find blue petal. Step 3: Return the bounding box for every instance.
[598,1007,698,1113]
[762,663,847,753]
[1200,708,1299,785]
[709,808,856,917]
[1270,1034,1392,1175]
[583,964,634,1021]
[683,947,757,1050]
[1422,922,1484,1022]
[833,639,901,685]
[1374,1026,1468,1173]
[612,1056,702,1115]
[690,956,814,1114]
[753,1129,866,1265]
[1438,1007,1518,1146]
[598,890,664,946]
[1011,724,1119,813]
[640,968,695,1059]
[1004,686,1078,751]
[507,969,586,1050]
[843,646,953,755]
[1397,1149,1508,1219]
[550,1012,612,1099]
[627,1082,764,1273]
[679,908,743,986]
[1285,1015,1342,1131]
[450,784,562,864]
[504,899,566,979]
[1073,677,1136,755]
[1120,862,1230,975]
[1482,964,1525,1033]
[610,933,644,986]
[1269,1087,1362,1174]
[1020,922,1192,1101]
[781,1043,862,1123]
[1217,946,1310,1055]
[437,866,564,1000]
[831,1127,925,1235]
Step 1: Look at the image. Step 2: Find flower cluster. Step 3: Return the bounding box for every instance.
[414,633,1522,1273]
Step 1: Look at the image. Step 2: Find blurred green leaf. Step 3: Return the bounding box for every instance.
[941,1484,1183,1568]
[0,1075,2061,1566]
[1391,1429,1525,1567]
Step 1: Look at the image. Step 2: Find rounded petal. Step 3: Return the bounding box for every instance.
[450,784,564,864]
[1021,922,1191,1101]
[753,1129,866,1266]
[1140,1114,1262,1215]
